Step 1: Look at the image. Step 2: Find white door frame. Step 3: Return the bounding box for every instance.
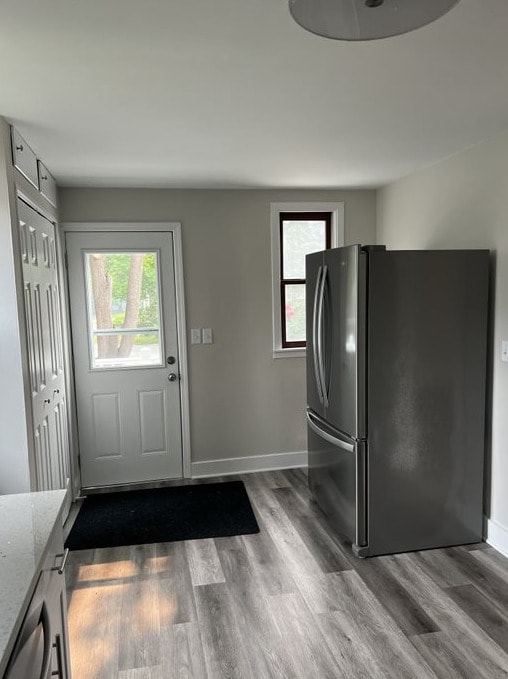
[62,222,191,483]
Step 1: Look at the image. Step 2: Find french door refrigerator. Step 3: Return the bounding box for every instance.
[306,245,489,557]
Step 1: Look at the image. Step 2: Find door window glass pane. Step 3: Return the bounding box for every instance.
[85,251,163,369]
[282,220,327,279]
[284,283,306,343]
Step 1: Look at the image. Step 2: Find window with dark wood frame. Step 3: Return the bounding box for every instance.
[279,212,332,348]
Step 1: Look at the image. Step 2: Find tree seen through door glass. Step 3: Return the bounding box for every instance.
[85,251,163,368]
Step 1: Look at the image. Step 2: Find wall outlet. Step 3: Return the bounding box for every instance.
[502,340,508,363]
[202,328,213,344]
[191,329,202,345]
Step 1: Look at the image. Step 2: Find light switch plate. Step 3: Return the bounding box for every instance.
[502,340,508,362]
[202,328,213,344]
[191,329,202,344]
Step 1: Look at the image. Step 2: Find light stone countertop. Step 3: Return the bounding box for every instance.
[0,489,67,676]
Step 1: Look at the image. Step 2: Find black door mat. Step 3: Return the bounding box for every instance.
[65,480,260,551]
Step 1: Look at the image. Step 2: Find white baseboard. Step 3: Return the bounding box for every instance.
[191,450,308,478]
[485,518,508,558]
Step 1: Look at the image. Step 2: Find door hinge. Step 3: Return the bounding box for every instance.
[64,251,68,269]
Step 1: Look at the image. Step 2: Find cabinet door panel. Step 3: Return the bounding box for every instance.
[11,129,39,188]
[38,161,57,207]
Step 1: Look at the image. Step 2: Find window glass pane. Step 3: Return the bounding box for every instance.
[284,284,306,343]
[91,331,161,368]
[282,220,327,279]
[85,251,163,369]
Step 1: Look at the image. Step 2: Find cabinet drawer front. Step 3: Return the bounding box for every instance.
[11,129,39,189]
[37,161,57,207]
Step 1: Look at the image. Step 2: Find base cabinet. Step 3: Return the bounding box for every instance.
[47,566,71,679]
[3,524,71,679]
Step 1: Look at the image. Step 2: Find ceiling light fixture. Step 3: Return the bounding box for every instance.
[288,0,461,41]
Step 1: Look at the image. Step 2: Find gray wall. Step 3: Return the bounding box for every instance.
[377,129,508,553]
[60,188,376,467]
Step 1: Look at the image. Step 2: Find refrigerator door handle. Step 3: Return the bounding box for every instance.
[306,410,355,453]
[317,264,329,407]
[312,265,324,405]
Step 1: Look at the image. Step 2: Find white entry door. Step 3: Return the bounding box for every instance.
[66,231,183,488]
[18,199,71,491]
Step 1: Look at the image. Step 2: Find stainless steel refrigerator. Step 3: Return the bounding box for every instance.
[306,245,489,557]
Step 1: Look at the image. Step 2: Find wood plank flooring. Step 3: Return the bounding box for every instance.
[65,470,508,678]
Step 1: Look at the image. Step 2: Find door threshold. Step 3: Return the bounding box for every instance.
[81,477,186,496]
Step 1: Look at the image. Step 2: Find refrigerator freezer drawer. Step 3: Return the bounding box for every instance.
[307,411,367,551]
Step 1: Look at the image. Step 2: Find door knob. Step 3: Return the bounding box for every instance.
[168,373,179,382]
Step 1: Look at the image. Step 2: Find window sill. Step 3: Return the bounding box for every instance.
[273,348,306,359]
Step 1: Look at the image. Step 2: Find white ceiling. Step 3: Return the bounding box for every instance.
[1,0,507,189]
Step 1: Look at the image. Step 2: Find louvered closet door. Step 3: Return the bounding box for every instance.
[17,198,70,491]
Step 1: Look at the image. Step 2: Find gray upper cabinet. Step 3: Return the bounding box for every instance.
[10,127,57,207]
[37,160,57,207]
[11,128,39,189]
